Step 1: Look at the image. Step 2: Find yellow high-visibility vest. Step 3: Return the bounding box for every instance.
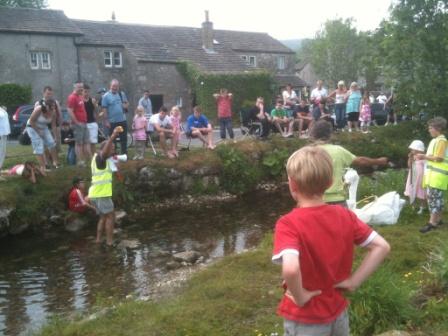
[424,135,448,190]
[88,154,113,198]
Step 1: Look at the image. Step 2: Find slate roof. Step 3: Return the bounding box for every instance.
[72,19,293,73]
[274,74,309,87]
[0,7,82,35]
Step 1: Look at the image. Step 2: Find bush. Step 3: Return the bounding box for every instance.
[423,241,448,291]
[0,83,32,113]
[216,146,262,194]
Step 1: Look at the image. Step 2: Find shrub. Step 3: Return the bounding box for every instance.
[262,148,290,178]
[216,146,262,194]
[0,83,32,113]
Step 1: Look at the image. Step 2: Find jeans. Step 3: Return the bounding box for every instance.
[219,117,234,139]
[334,103,346,129]
[110,121,128,154]
[67,146,76,165]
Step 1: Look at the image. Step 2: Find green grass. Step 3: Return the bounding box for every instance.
[36,171,448,336]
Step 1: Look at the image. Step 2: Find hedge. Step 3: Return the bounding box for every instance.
[0,83,32,114]
[176,62,275,123]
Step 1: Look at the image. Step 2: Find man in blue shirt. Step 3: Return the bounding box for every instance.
[186,106,215,149]
[101,79,129,154]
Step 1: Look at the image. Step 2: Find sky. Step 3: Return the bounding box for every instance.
[47,0,393,40]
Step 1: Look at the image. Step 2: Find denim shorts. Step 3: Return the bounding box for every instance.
[91,197,114,215]
[27,126,56,155]
[283,309,349,336]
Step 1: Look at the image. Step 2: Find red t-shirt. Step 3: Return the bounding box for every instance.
[68,188,87,213]
[272,204,375,324]
[217,95,232,118]
[67,93,87,123]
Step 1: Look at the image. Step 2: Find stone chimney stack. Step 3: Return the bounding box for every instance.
[201,10,214,52]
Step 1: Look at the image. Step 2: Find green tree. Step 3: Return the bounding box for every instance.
[382,0,448,116]
[358,30,384,92]
[0,0,47,8]
[306,18,363,88]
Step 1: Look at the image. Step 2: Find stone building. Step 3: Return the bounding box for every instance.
[0,7,306,113]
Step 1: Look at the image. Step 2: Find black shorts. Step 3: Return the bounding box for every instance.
[347,112,360,122]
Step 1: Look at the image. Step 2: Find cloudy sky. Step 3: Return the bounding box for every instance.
[48,0,393,40]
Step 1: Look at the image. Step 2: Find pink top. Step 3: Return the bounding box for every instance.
[217,95,232,118]
[360,103,371,122]
[132,115,147,141]
[170,115,181,132]
[404,159,426,203]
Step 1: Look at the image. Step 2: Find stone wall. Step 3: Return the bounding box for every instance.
[0,32,78,103]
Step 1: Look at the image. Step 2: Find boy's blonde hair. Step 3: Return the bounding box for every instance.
[286,146,333,197]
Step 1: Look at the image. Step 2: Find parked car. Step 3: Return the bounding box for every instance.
[11,104,34,137]
[12,104,70,138]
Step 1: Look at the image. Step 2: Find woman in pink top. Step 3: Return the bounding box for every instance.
[132,106,147,160]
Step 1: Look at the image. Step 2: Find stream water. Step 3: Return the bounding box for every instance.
[0,191,292,336]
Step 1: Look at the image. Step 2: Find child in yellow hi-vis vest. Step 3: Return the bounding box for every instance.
[417,117,448,233]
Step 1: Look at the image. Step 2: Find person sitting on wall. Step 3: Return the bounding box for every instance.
[271,100,294,137]
[186,106,215,149]
[292,99,312,138]
[149,106,177,158]
[68,177,96,214]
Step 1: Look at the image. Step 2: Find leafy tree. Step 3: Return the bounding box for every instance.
[305,18,363,88]
[0,0,47,8]
[358,30,384,92]
[382,0,448,116]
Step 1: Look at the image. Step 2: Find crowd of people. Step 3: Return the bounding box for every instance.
[245,80,396,140]
[1,75,448,335]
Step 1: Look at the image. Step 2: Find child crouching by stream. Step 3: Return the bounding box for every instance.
[272,146,390,336]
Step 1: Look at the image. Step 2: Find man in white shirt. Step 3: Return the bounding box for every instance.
[377,93,388,107]
[310,80,328,120]
[282,84,298,117]
[149,106,176,158]
[0,106,11,172]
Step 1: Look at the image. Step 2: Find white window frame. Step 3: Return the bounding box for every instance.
[41,52,51,70]
[176,97,183,107]
[30,52,39,69]
[248,56,256,67]
[277,56,286,70]
[104,51,113,68]
[113,51,122,68]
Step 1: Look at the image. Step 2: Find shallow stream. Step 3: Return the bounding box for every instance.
[0,191,292,335]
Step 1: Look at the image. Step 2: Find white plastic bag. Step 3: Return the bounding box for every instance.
[354,191,406,225]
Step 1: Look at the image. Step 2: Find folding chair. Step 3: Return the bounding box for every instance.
[179,123,192,151]
[239,109,262,139]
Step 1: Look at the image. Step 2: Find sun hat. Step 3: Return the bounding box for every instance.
[409,140,425,152]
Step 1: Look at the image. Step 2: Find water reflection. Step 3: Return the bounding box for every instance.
[0,191,292,335]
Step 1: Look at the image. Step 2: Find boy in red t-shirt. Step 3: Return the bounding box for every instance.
[68,177,95,213]
[272,146,390,335]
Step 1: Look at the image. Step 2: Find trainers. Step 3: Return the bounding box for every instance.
[420,223,437,233]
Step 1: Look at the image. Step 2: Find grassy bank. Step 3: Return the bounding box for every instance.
[36,169,448,336]
[1,121,429,218]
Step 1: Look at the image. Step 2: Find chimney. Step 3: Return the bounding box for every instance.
[201,10,214,52]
